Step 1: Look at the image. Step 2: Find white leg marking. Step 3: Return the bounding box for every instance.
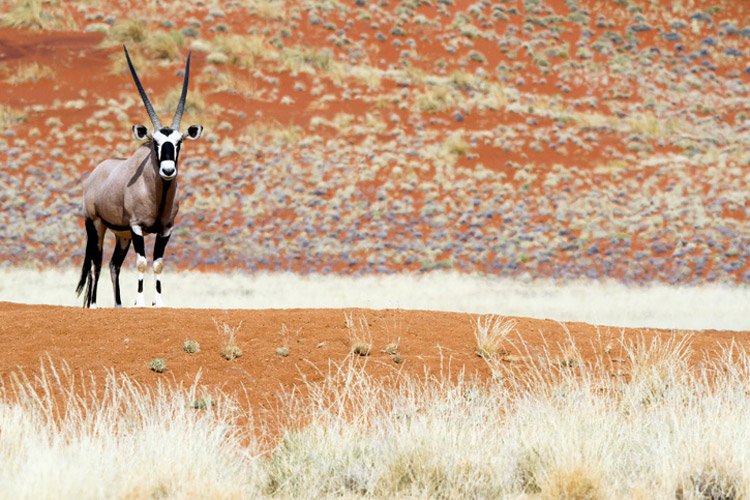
[153,258,164,308]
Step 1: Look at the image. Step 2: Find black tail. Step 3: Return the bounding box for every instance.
[76,218,98,307]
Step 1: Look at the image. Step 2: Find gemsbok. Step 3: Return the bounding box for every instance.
[76,46,203,308]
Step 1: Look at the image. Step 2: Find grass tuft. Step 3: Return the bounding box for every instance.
[148,357,167,373]
[2,0,67,30]
[345,313,372,356]
[473,315,515,359]
[4,62,54,84]
[215,319,243,361]
[183,339,200,354]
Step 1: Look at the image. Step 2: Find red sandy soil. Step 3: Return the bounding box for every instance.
[1,302,747,418]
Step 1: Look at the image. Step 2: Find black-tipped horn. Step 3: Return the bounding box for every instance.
[171,51,191,130]
[123,45,162,130]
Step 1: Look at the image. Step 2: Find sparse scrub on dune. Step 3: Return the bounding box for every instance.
[345,312,372,356]
[144,30,185,61]
[275,323,298,358]
[263,336,750,497]
[1,0,73,30]
[183,339,200,354]
[208,34,274,69]
[473,315,515,359]
[5,338,750,496]
[281,46,336,74]
[214,319,243,361]
[3,62,54,84]
[0,361,259,497]
[148,357,167,373]
[247,0,287,20]
[0,106,27,127]
[104,18,148,45]
[159,85,206,124]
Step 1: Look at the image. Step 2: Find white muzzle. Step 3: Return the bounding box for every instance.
[159,161,176,180]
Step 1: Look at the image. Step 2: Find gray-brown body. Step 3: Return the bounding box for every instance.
[76,46,200,308]
[83,145,178,236]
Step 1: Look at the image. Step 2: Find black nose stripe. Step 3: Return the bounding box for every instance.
[161,142,175,161]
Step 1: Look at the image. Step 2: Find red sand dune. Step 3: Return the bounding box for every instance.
[1,302,747,417]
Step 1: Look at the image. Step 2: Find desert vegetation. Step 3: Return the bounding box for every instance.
[3,336,750,497]
[0,0,746,285]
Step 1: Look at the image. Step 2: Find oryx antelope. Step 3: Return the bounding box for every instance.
[76,46,203,308]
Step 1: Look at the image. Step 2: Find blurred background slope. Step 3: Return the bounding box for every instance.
[0,0,747,284]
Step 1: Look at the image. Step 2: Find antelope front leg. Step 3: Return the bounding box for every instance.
[152,228,171,307]
[131,225,147,307]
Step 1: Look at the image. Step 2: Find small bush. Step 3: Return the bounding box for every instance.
[2,0,68,30]
[215,319,243,361]
[4,63,54,84]
[473,315,516,359]
[183,340,200,354]
[345,313,372,357]
[148,358,167,373]
[275,346,289,357]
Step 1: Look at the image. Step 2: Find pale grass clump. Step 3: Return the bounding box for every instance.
[1,0,73,30]
[5,338,750,496]
[209,34,274,69]
[214,318,243,360]
[0,105,27,128]
[473,314,516,359]
[267,337,750,498]
[345,312,372,356]
[0,360,262,498]
[4,63,54,85]
[104,18,148,45]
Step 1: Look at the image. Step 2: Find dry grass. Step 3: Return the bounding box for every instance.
[1,0,72,30]
[209,34,273,69]
[345,312,372,356]
[3,62,54,84]
[3,337,750,496]
[214,319,243,361]
[473,315,516,359]
[0,105,27,127]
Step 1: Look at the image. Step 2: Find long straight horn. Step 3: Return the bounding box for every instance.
[171,51,191,130]
[123,45,162,130]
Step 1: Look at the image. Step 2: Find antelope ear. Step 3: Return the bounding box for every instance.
[185,124,203,140]
[133,125,149,141]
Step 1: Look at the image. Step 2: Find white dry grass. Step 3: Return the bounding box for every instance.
[0,361,263,498]
[473,315,516,359]
[5,338,750,497]
[0,267,748,331]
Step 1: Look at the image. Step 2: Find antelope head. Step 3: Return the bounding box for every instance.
[123,46,203,181]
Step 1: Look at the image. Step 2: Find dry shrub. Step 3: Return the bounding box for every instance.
[214,319,243,361]
[2,0,73,30]
[345,313,372,356]
[210,34,272,69]
[473,315,516,359]
[105,18,148,45]
[145,31,184,61]
[540,466,605,500]
[4,63,54,84]
[159,85,205,126]
[0,105,27,127]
